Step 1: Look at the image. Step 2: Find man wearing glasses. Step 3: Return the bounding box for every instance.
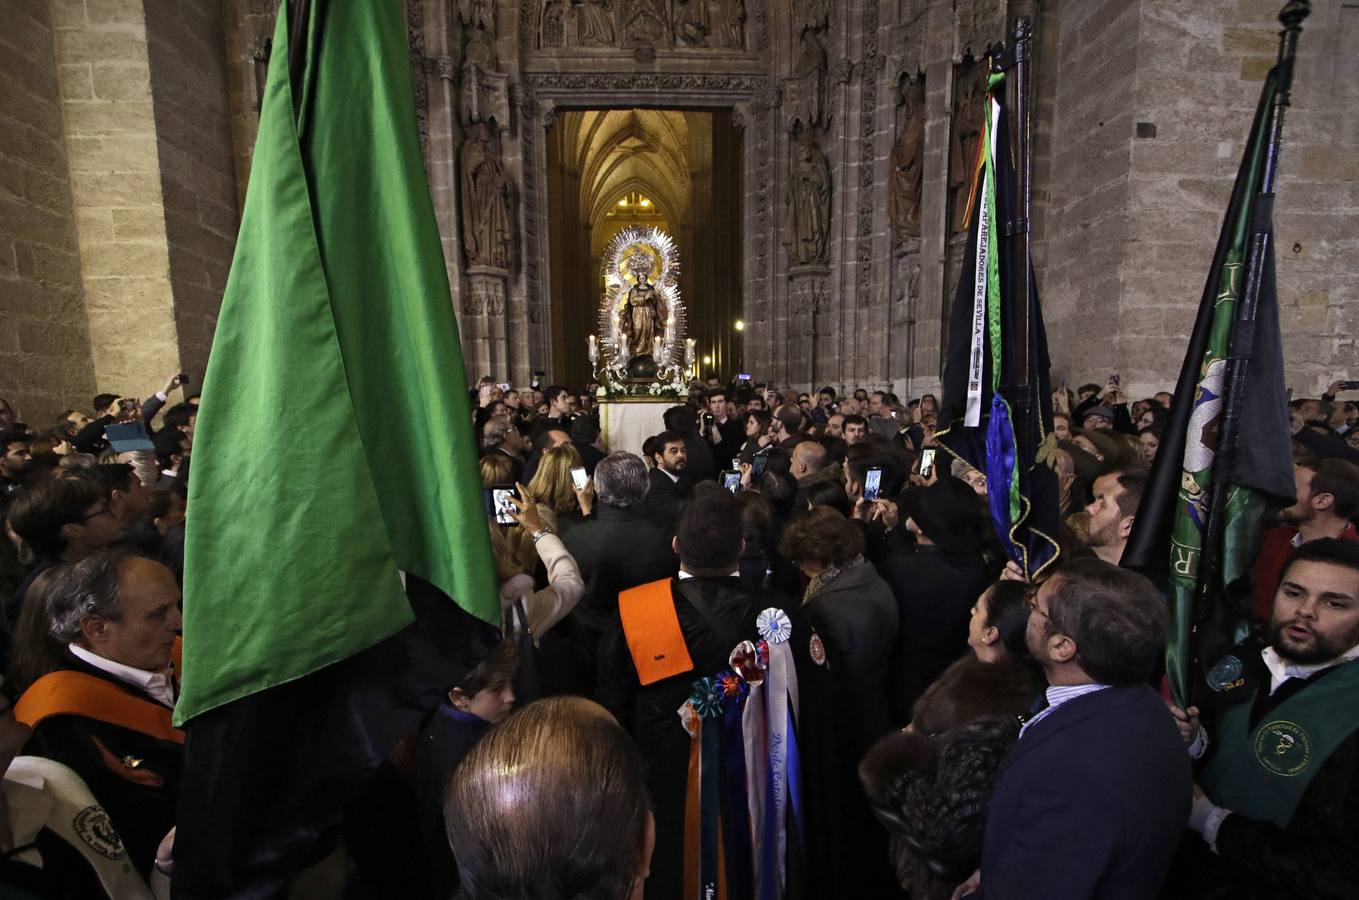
[953,559,1191,899]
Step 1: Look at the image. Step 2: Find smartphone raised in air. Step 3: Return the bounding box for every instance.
[919,449,936,480]
[721,470,742,494]
[571,466,588,491]
[863,466,884,502]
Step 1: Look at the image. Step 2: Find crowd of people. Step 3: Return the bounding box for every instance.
[0,369,1356,899]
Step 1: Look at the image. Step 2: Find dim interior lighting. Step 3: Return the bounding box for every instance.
[703,355,713,365]
[734,319,745,331]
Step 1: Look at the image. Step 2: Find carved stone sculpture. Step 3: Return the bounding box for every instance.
[718,0,745,49]
[575,0,614,45]
[789,130,831,266]
[949,60,983,234]
[793,0,829,35]
[674,0,709,46]
[890,76,925,243]
[541,0,567,47]
[622,0,669,46]
[460,123,511,269]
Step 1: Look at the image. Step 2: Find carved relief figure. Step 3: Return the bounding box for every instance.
[793,0,829,34]
[789,130,831,266]
[949,59,983,234]
[674,0,710,46]
[460,123,511,269]
[460,0,495,33]
[622,0,669,45]
[464,26,496,69]
[718,0,745,49]
[890,75,925,243]
[575,0,614,45]
[541,0,566,47]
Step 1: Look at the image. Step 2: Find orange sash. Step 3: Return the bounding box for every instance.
[15,670,185,745]
[618,578,694,686]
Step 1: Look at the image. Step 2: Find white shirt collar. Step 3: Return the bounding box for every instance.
[1019,683,1110,739]
[659,468,680,484]
[69,644,176,708]
[1261,642,1359,695]
[678,569,740,580]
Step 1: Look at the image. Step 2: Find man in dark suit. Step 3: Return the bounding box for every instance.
[664,405,714,486]
[959,558,1190,899]
[642,432,687,533]
[561,452,677,690]
[878,475,995,721]
[16,550,184,880]
[570,415,608,476]
[699,388,744,472]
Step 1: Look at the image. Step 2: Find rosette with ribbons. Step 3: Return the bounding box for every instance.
[752,609,801,900]
[756,608,793,644]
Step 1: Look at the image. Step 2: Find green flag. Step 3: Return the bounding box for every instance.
[1124,70,1296,706]
[176,1,498,725]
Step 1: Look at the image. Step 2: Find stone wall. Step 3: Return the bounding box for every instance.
[50,0,181,401]
[1034,0,1357,399]
[0,0,97,420]
[145,0,240,378]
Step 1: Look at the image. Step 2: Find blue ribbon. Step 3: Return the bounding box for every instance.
[783,707,804,849]
[699,717,722,899]
[985,392,1021,563]
[721,690,754,900]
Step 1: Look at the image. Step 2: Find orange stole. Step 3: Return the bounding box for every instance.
[15,650,185,745]
[618,579,694,686]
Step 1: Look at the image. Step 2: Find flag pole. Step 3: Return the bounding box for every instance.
[1010,17,1034,391]
[1192,0,1309,682]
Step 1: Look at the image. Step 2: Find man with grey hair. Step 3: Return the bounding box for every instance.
[15,549,183,880]
[561,452,677,692]
[480,415,526,483]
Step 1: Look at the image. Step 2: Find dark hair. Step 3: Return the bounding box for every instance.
[91,463,137,498]
[1299,458,1359,520]
[982,581,1034,659]
[6,476,106,559]
[779,506,865,568]
[92,393,118,412]
[446,697,650,900]
[641,434,663,462]
[663,405,697,433]
[845,443,903,499]
[677,482,743,573]
[804,479,853,517]
[1043,558,1167,686]
[2,428,30,451]
[818,386,836,400]
[7,564,67,693]
[1110,468,1148,520]
[745,409,773,434]
[737,491,779,556]
[571,415,601,444]
[1280,537,1359,583]
[773,403,806,435]
[153,429,190,472]
[1077,384,1101,397]
[705,387,728,403]
[161,403,196,432]
[842,414,868,431]
[456,640,521,697]
[543,385,568,407]
[760,469,799,521]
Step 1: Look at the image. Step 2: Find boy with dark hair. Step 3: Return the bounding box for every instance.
[415,640,520,899]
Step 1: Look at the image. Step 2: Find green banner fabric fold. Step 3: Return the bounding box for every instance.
[177,1,498,726]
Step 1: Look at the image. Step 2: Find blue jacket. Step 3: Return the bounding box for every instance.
[979,684,1190,899]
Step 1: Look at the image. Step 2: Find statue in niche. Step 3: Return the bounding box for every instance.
[794,29,825,77]
[618,251,661,359]
[460,122,511,269]
[622,0,669,45]
[718,0,745,49]
[949,59,983,234]
[541,0,566,47]
[464,26,496,69]
[890,75,925,243]
[789,129,831,266]
[793,0,829,34]
[674,0,709,46]
[574,0,614,45]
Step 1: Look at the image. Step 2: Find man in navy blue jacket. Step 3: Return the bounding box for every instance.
[956,558,1190,899]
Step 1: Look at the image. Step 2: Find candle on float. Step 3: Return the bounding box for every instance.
[587,333,598,363]
[652,336,663,360]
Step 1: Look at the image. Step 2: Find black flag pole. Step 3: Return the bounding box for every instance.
[1191,0,1309,679]
[1010,17,1034,393]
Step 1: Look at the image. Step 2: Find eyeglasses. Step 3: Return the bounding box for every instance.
[80,503,111,522]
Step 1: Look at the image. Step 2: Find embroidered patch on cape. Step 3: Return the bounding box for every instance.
[1254,720,1313,777]
[74,805,127,860]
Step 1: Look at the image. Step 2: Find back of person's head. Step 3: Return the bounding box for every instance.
[92,393,117,414]
[759,469,799,521]
[572,414,601,444]
[7,476,105,559]
[152,429,187,471]
[1301,458,1359,520]
[91,463,136,498]
[677,482,743,573]
[737,491,779,556]
[478,453,515,489]
[161,403,196,432]
[528,444,585,514]
[594,452,649,509]
[663,405,697,433]
[1043,558,1167,686]
[7,564,68,693]
[792,439,828,474]
[446,696,651,900]
[779,505,865,569]
[845,443,903,498]
[804,478,853,517]
[775,403,806,435]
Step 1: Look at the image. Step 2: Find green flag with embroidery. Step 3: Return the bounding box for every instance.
[1123,70,1296,706]
[177,0,499,725]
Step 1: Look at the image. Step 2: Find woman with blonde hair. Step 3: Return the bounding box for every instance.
[524,444,590,534]
[479,453,516,489]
